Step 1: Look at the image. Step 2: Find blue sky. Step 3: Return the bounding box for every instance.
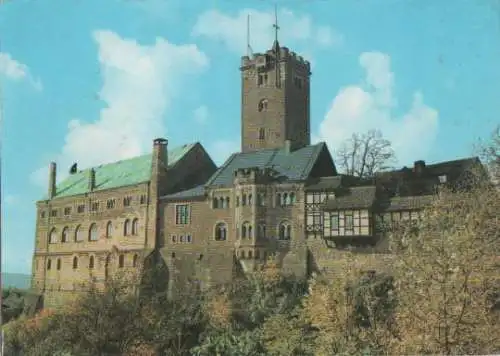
[1,0,499,274]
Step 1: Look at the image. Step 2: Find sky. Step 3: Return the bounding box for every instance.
[1,0,499,274]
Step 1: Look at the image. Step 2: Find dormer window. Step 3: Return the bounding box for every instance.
[438,175,447,184]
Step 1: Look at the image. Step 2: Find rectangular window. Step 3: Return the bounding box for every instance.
[123,196,132,207]
[50,209,58,217]
[77,204,85,213]
[140,194,147,204]
[345,212,354,231]
[64,207,71,216]
[106,199,115,209]
[330,213,339,230]
[91,202,99,212]
[40,211,46,218]
[175,205,190,225]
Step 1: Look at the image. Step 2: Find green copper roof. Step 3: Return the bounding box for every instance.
[45,143,196,200]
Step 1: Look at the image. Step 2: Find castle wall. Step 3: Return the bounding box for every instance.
[33,182,151,297]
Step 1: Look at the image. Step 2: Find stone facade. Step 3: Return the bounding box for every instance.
[31,41,485,308]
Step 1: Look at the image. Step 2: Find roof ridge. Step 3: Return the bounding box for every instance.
[71,142,197,173]
[426,156,478,167]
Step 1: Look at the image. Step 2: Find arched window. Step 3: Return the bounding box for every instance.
[119,254,124,268]
[89,255,95,269]
[56,258,61,270]
[236,196,240,207]
[49,228,57,244]
[276,193,282,207]
[290,192,296,204]
[285,193,292,206]
[225,197,230,208]
[75,225,83,242]
[215,222,227,241]
[124,219,130,236]
[240,250,245,259]
[73,256,78,269]
[47,259,52,270]
[61,227,69,243]
[248,250,253,259]
[283,192,289,206]
[248,194,253,206]
[219,197,224,209]
[241,222,252,238]
[213,198,219,209]
[132,254,138,267]
[255,250,260,259]
[89,223,98,241]
[258,98,268,112]
[279,221,292,240]
[242,194,247,206]
[106,221,113,238]
[132,219,139,235]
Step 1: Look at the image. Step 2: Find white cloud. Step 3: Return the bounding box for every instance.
[192,8,342,55]
[31,30,209,187]
[193,105,209,125]
[4,194,18,206]
[317,51,439,165]
[0,52,42,90]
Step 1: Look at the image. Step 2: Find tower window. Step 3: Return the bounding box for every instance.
[259,128,265,140]
[258,73,268,86]
[258,99,268,112]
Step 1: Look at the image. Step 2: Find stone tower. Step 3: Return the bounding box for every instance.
[240,41,311,153]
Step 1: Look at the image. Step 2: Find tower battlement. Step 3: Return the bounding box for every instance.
[240,46,311,74]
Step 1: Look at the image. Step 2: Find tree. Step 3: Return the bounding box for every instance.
[389,177,500,355]
[477,125,500,187]
[300,258,397,356]
[335,129,396,178]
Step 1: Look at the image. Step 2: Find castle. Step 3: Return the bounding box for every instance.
[31,39,483,308]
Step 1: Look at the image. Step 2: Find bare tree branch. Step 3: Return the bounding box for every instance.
[335,129,396,178]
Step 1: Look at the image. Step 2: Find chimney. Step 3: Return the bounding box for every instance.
[151,138,168,196]
[153,138,168,170]
[284,140,291,154]
[88,168,96,191]
[414,160,426,176]
[48,162,57,199]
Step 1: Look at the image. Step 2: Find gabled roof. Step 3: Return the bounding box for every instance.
[44,143,196,200]
[324,186,377,210]
[205,142,328,187]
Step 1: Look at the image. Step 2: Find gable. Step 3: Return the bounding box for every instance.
[308,143,337,178]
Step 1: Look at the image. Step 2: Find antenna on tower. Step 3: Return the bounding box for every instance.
[273,4,281,88]
[246,14,253,58]
[273,4,280,47]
